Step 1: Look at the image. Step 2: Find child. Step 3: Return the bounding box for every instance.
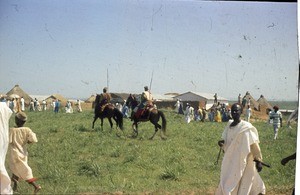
[9,111,41,194]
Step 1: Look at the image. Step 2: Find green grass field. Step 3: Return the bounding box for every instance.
[6,108,297,194]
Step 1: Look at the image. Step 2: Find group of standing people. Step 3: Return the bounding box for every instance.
[7,97,83,114]
[175,101,231,124]
[29,98,44,112]
[208,103,231,122]
[53,99,82,113]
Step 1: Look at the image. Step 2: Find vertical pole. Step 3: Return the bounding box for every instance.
[107,68,109,89]
[149,70,154,91]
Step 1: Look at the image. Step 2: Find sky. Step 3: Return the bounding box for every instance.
[0,0,298,101]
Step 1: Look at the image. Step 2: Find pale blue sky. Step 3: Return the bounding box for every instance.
[0,0,298,100]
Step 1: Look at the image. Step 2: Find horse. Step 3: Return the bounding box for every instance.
[92,94,123,131]
[126,94,167,140]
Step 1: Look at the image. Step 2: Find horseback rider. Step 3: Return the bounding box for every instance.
[141,86,153,106]
[132,86,153,119]
[99,87,112,112]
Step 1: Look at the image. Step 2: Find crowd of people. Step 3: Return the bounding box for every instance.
[1,96,83,114]
[174,99,231,124]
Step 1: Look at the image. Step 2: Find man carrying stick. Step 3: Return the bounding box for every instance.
[215,103,266,195]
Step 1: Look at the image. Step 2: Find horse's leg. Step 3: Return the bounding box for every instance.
[108,118,113,130]
[149,126,158,140]
[149,122,161,140]
[150,118,166,140]
[131,122,138,138]
[101,118,104,131]
[156,123,165,139]
[92,116,98,129]
[112,116,118,130]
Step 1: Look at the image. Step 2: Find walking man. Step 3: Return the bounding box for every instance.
[216,103,265,195]
[269,105,282,140]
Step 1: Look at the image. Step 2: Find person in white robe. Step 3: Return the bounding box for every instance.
[185,103,194,123]
[0,100,13,194]
[245,105,252,122]
[20,97,25,111]
[65,101,73,113]
[216,103,265,195]
[76,99,82,113]
[9,112,41,194]
[174,99,180,113]
[36,100,42,112]
[42,100,47,111]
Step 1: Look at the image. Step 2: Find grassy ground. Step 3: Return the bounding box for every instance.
[6,108,297,194]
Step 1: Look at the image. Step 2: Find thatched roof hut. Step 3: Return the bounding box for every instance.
[257,95,273,110]
[45,94,67,105]
[6,84,32,104]
[85,95,96,103]
[242,92,260,110]
[256,94,273,114]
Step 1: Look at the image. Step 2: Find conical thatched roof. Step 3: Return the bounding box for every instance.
[257,95,273,110]
[243,92,259,110]
[85,94,96,103]
[45,94,67,104]
[6,84,32,104]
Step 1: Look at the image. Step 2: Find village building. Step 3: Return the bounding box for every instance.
[173,91,229,110]
[6,84,32,105]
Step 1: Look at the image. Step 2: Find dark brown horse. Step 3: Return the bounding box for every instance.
[92,94,123,130]
[126,94,167,139]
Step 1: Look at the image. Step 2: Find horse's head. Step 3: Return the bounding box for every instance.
[94,94,101,105]
[125,94,133,105]
[126,94,138,109]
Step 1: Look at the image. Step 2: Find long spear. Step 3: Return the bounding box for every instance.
[107,68,109,89]
[149,70,154,91]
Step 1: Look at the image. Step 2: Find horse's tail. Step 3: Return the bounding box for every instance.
[114,108,124,130]
[158,110,167,134]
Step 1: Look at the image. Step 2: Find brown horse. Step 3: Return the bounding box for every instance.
[126,94,167,139]
[92,94,123,130]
